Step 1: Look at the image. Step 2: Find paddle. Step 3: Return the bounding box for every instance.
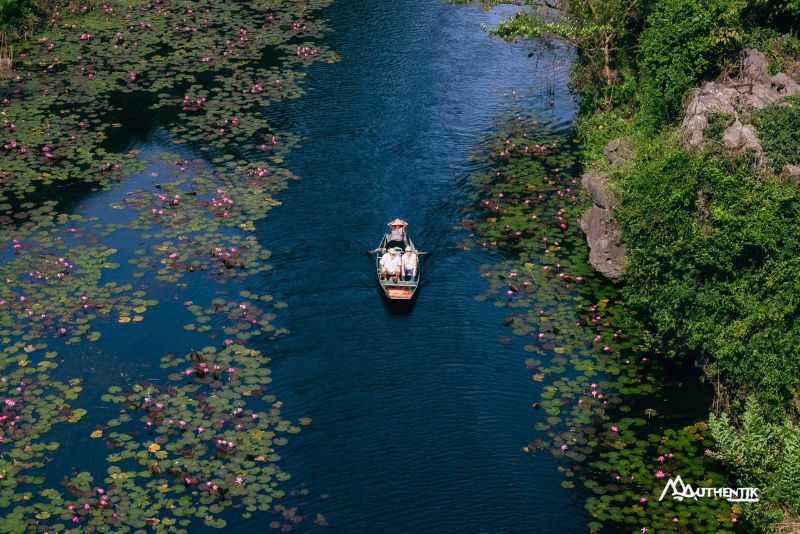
[367,249,431,255]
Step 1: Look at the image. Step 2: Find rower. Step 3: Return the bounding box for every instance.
[386,218,408,250]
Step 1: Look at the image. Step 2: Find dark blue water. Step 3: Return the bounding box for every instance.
[247,1,585,532]
[61,1,589,532]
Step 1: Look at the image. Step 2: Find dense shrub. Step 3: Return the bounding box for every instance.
[637,0,745,132]
[704,112,736,143]
[614,133,800,410]
[575,111,635,169]
[0,0,37,38]
[710,398,800,527]
[751,94,800,171]
[0,0,64,39]
[744,0,800,32]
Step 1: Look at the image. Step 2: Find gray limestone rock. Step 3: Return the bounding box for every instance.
[604,139,633,168]
[579,204,628,282]
[681,49,800,156]
[582,170,617,210]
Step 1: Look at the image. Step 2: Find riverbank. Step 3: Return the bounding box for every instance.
[486,1,800,531]
[462,110,740,532]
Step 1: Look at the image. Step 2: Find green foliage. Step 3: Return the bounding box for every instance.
[742,29,800,77]
[709,398,800,528]
[490,1,644,110]
[744,0,800,31]
[751,94,800,171]
[608,64,638,111]
[638,0,745,132]
[0,0,61,39]
[613,133,800,409]
[742,25,783,52]
[541,0,800,529]
[704,112,736,143]
[0,0,36,37]
[490,11,573,42]
[575,111,635,169]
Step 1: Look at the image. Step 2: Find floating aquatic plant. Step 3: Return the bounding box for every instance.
[0,0,336,530]
[465,114,741,532]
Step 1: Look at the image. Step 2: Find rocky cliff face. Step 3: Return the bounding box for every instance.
[578,140,630,282]
[682,48,800,168]
[578,49,800,282]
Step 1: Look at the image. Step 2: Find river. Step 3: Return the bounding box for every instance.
[255,2,584,533]
[0,0,715,532]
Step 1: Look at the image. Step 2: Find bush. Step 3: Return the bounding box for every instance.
[751,94,800,171]
[637,0,745,132]
[704,112,736,143]
[709,398,800,528]
[0,0,66,39]
[613,133,800,410]
[0,0,37,38]
[575,112,635,169]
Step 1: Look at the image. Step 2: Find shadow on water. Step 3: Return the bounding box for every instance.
[379,295,418,315]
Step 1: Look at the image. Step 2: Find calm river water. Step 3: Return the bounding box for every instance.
[252,2,585,532]
[36,0,593,532]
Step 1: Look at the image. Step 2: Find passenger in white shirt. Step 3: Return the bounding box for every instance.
[402,247,417,281]
[379,247,403,280]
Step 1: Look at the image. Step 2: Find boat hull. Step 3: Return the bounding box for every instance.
[375,235,419,301]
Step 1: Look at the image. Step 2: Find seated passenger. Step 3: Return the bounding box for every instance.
[402,246,417,281]
[379,247,403,280]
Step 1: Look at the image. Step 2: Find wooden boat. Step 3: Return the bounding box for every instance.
[374,228,420,301]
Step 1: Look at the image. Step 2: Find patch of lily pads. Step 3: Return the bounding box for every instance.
[182,291,288,342]
[464,114,742,532]
[0,0,336,530]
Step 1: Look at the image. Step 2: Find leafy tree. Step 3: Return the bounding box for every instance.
[637,0,745,131]
[745,0,800,32]
[615,133,800,410]
[490,0,642,110]
[0,0,36,38]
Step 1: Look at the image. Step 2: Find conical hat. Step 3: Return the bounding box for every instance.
[387,218,408,227]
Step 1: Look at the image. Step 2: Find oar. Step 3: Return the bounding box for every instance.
[367,249,432,255]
